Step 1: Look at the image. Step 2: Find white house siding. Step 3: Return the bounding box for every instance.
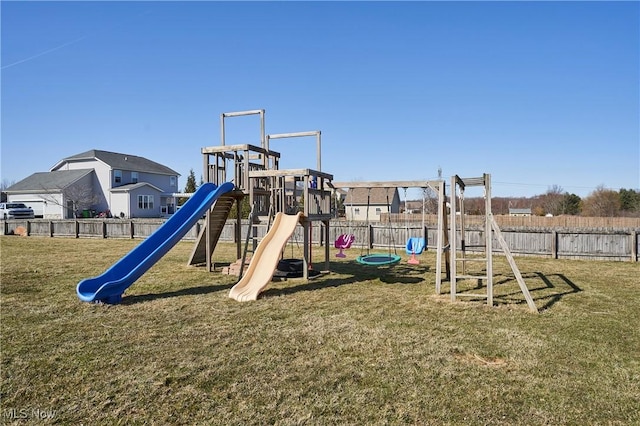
[66,171,108,215]
[135,172,178,193]
[128,186,163,218]
[110,192,131,219]
[347,205,391,222]
[53,159,177,202]
[52,159,111,209]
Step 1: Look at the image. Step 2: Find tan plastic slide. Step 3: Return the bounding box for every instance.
[229,212,303,302]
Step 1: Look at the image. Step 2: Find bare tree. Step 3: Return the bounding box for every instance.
[422,187,439,214]
[1,179,15,202]
[539,185,565,216]
[39,183,100,217]
[581,186,621,217]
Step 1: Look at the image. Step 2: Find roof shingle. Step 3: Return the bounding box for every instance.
[5,169,94,192]
[56,149,179,176]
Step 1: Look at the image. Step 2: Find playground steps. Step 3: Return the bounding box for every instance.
[221,257,252,276]
[187,193,238,266]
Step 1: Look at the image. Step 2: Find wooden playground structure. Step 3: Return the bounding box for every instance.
[449,174,538,312]
[188,109,538,311]
[188,109,333,281]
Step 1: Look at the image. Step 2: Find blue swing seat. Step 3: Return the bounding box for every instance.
[405,237,425,255]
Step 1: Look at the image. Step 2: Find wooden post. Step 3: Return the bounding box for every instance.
[302,220,310,280]
[49,221,54,238]
[130,220,134,239]
[485,173,493,308]
[75,220,79,238]
[449,176,457,303]
[552,230,558,259]
[631,230,638,262]
[324,219,330,272]
[491,216,538,313]
[102,221,107,239]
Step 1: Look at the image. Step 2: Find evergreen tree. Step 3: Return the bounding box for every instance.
[178,169,198,206]
[227,197,252,219]
[562,193,582,215]
[619,188,640,214]
[184,169,197,193]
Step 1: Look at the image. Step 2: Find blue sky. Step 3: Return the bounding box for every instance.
[2,1,638,198]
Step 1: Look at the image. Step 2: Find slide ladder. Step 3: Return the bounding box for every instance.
[187,192,240,266]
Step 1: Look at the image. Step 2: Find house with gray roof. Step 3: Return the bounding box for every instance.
[344,187,400,221]
[509,207,532,217]
[5,149,180,219]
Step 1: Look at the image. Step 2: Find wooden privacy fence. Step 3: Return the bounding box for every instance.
[3,219,639,262]
[387,213,640,229]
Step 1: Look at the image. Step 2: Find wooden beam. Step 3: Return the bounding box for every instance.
[331,180,443,190]
[491,215,539,313]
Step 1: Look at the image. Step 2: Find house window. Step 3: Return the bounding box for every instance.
[138,195,154,210]
[114,170,122,184]
[354,208,360,215]
[170,176,177,187]
[131,172,138,184]
[376,208,382,215]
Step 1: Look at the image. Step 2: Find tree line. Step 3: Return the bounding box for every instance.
[440,185,640,217]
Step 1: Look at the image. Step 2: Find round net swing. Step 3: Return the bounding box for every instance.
[355,187,401,267]
[356,253,401,266]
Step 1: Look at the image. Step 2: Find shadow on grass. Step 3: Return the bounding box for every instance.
[121,282,234,305]
[262,259,430,298]
[121,256,432,304]
[530,272,582,311]
[486,271,582,311]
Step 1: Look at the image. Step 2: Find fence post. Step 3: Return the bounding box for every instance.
[424,225,428,247]
[369,224,373,249]
[27,220,31,236]
[552,230,558,259]
[102,221,107,239]
[130,221,134,239]
[49,221,54,237]
[632,230,638,262]
[75,220,79,238]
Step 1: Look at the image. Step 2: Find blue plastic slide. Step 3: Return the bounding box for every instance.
[76,182,235,304]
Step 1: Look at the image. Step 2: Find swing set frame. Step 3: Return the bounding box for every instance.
[331,180,450,286]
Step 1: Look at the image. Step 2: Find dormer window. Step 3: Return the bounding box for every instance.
[114,170,122,184]
[131,172,138,184]
[170,176,177,187]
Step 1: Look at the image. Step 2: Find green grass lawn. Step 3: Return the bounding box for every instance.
[1,235,639,425]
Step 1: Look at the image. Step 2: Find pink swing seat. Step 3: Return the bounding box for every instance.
[334,234,355,258]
